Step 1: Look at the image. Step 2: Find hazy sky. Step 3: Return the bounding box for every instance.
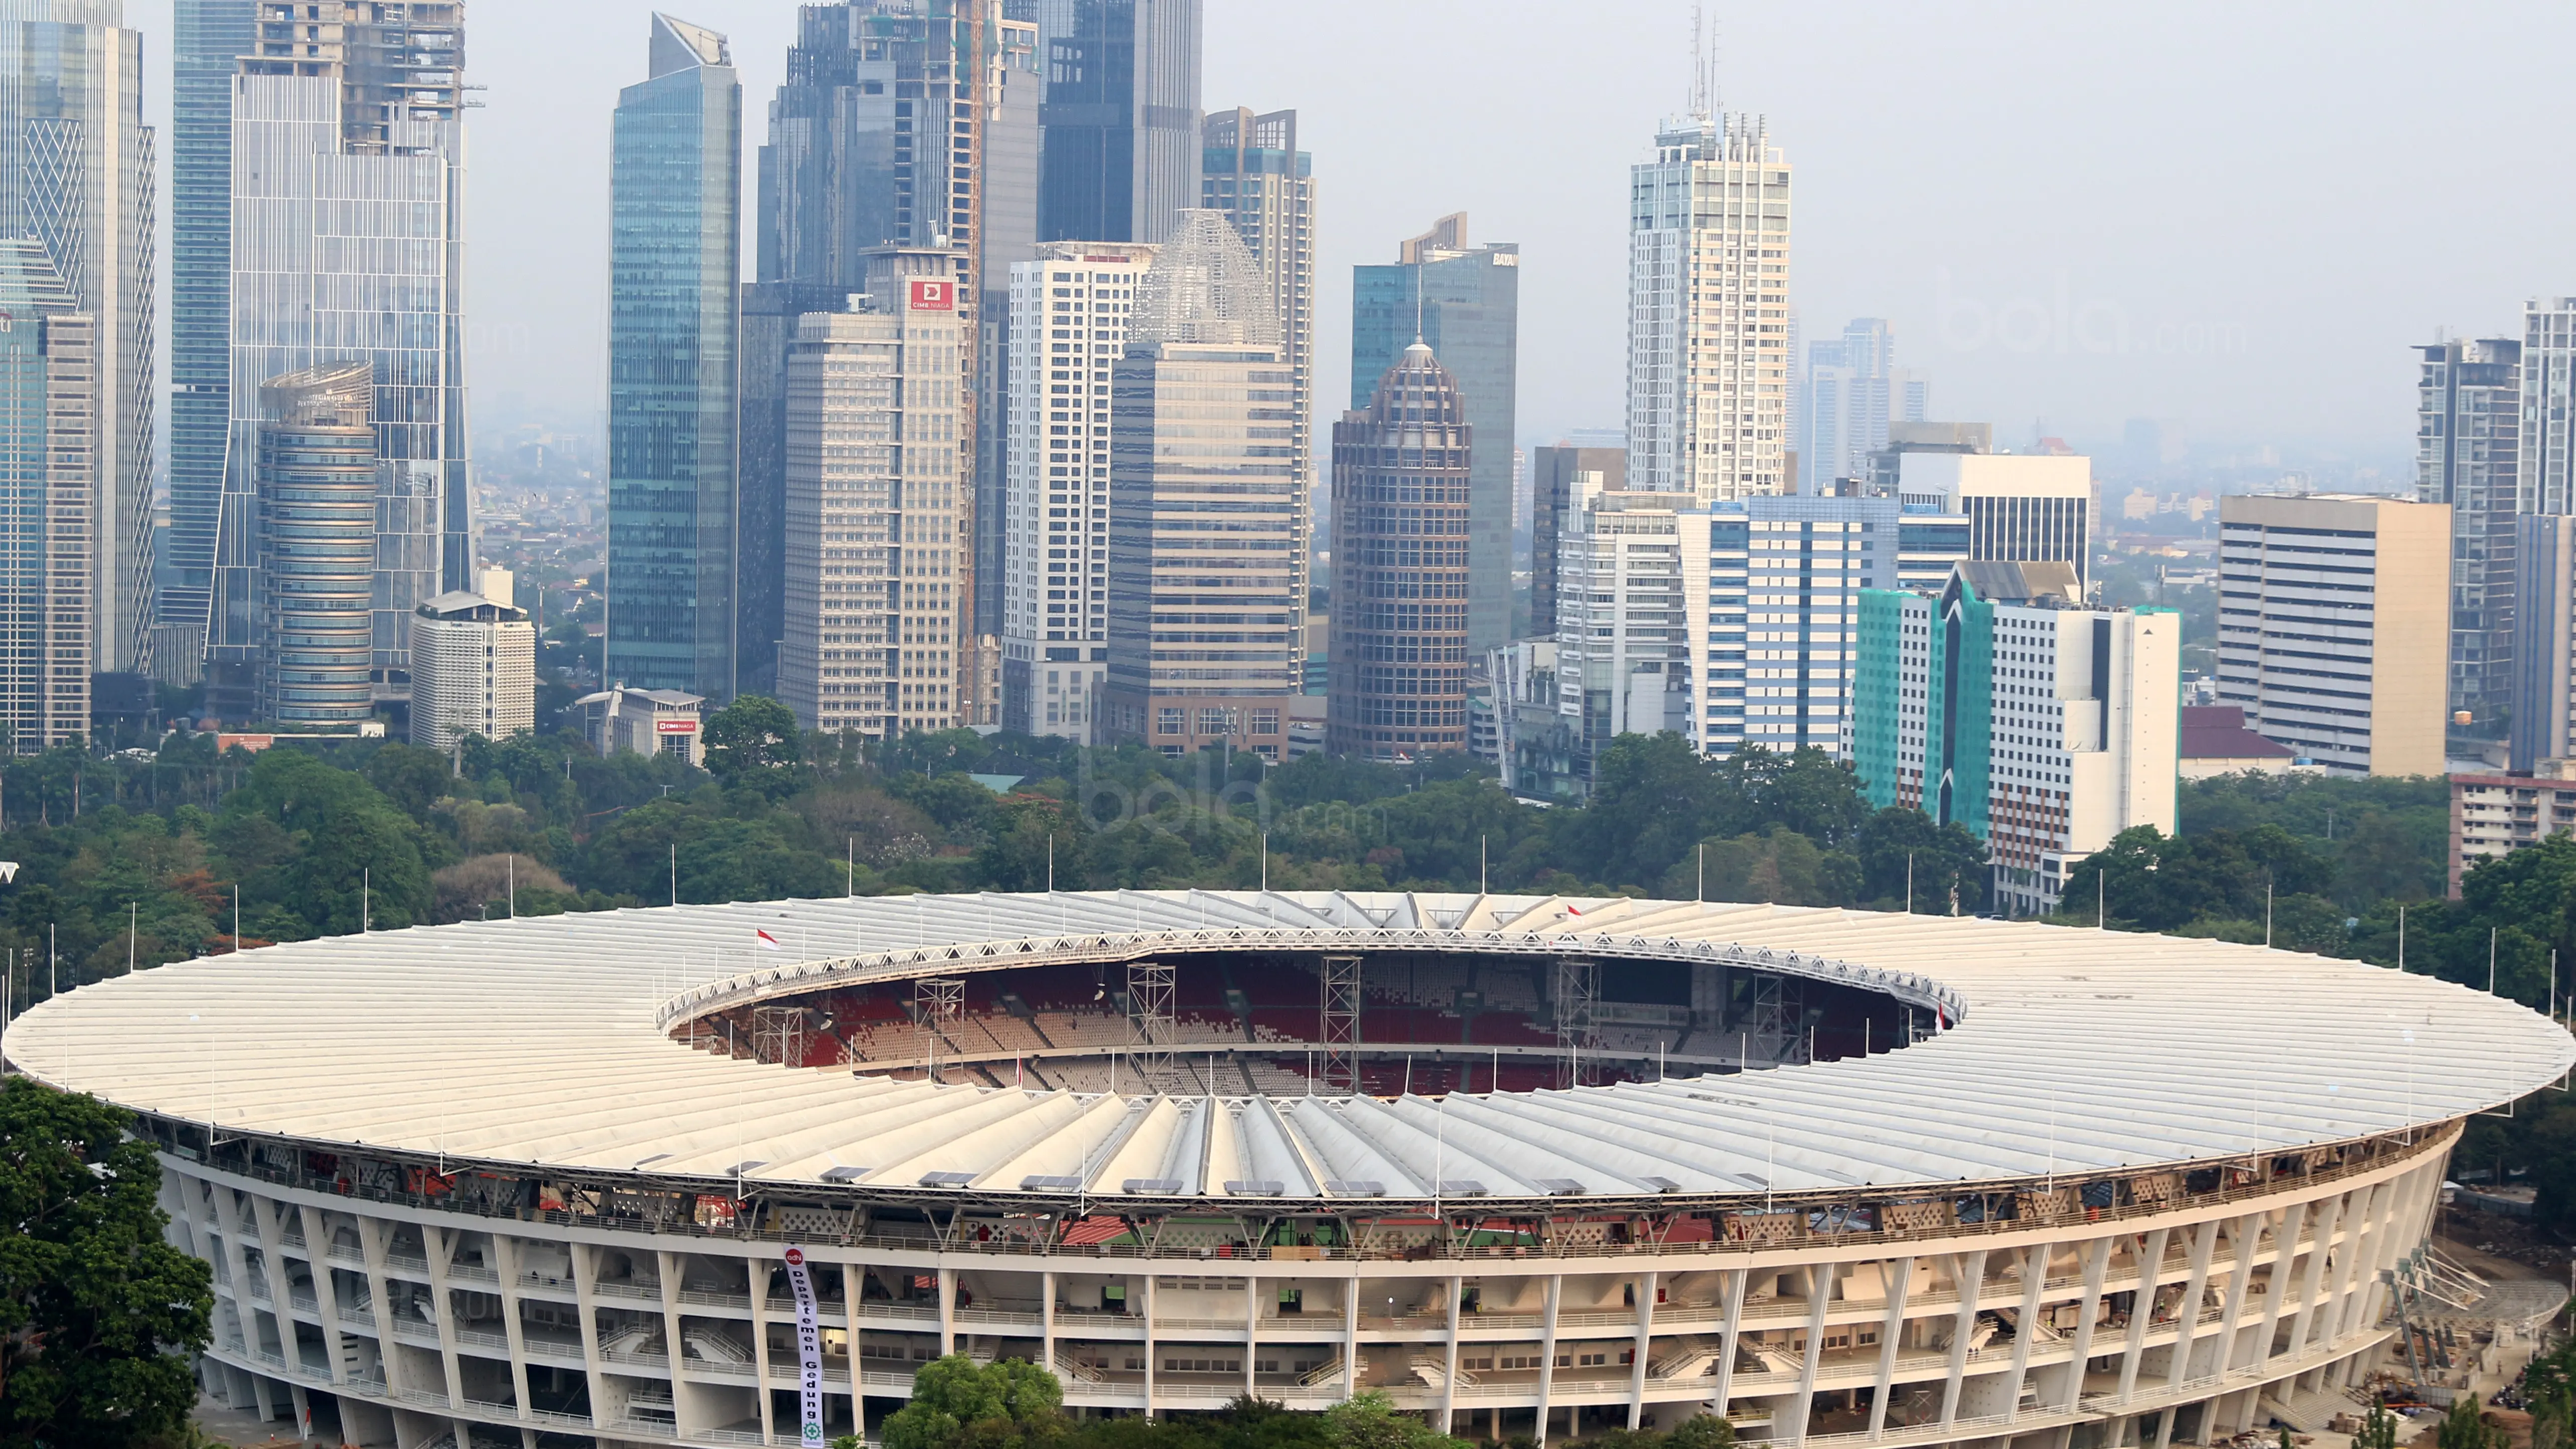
[132,1,2576,468]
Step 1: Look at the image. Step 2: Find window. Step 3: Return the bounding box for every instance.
[1156,707,1183,736]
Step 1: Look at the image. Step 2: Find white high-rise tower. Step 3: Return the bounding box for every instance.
[1626,110,1791,501]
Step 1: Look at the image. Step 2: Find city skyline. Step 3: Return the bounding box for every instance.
[100,0,2572,467]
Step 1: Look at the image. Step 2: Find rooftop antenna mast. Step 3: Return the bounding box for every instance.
[1689,4,1720,120]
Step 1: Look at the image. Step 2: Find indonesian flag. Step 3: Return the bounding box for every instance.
[1566,904,1586,916]
[756,929,785,951]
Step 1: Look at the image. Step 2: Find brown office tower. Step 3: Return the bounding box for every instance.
[1329,341,1471,760]
[1103,211,1302,758]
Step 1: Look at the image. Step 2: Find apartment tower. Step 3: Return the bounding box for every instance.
[1352,214,1519,654]
[1627,111,1791,502]
[1330,341,1471,760]
[999,240,1155,742]
[2511,514,2576,776]
[1530,443,1624,640]
[605,15,741,702]
[1202,106,1314,595]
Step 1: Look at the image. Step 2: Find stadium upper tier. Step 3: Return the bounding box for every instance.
[5,891,2566,1207]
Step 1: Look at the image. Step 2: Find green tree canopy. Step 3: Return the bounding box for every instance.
[0,1078,213,1449]
[704,695,805,786]
[880,1355,1066,1449]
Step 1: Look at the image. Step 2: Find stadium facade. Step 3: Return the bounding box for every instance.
[6,890,2566,1449]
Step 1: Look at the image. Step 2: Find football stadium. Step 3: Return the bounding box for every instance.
[5,890,2565,1449]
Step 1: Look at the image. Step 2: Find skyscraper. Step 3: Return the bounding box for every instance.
[1554,486,1695,783]
[2524,299,2576,515]
[1351,215,1519,654]
[1801,318,1926,493]
[2218,493,2451,778]
[163,0,256,654]
[2416,335,2523,726]
[0,239,95,750]
[2511,514,2576,777]
[749,2,1042,706]
[1627,112,1791,502]
[208,1,471,719]
[1104,211,1298,757]
[1037,0,1202,246]
[777,253,972,738]
[254,362,375,725]
[1530,444,1624,639]
[1202,107,1313,502]
[1330,341,1470,760]
[605,15,741,702]
[999,240,1156,742]
[1690,494,1900,761]
[12,5,153,678]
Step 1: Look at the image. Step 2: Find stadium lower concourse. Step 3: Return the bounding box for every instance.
[6,891,2565,1449]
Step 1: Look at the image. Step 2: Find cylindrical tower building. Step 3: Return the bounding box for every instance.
[257,361,377,723]
[1331,340,1471,759]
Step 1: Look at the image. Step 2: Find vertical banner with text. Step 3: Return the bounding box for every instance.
[782,1246,825,1444]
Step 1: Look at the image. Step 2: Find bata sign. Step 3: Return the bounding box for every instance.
[909,278,954,311]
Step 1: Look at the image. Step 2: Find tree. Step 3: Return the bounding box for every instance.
[704,695,804,785]
[1851,808,1987,913]
[0,1078,213,1449]
[975,796,1090,893]
[1317,1391,1470,1449]
[1666,1416,1737,1449]
[879,1355,1065,1449]
[2354,1405,2399,1449]
[1556,734,1726,890]
[2436,1395,2507,1449]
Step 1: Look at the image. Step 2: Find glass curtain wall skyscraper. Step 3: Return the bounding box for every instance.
[164,0,255,658]
[0,238,95,750]
[1351,214,1519,655]
[10,3,154,678]
[605,15,742,702]
[2416,335,2523,727]
[1037,0,1201,246]
[207,1,471,718]
[748,1,1041,714]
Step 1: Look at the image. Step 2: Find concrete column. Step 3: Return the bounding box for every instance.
[1865,1255,1912,1437]
[1248,1270,1265,1406]
[1140,1271,1156,1418]
[2002,1246,2047,1425]
[2161,1219,2219,1396]
[1534,1273,1562,1447]
[571,1241,613,1439]
[1340,1266,1359,1402]
[656,1249,691,1436]
[2206,1215,2261,1386]
[937,1259,956,1357]
[1938,1249,1988,1430]
[1789,1261,1835,1442]
[2057,1236,2111,1413]
[354,1214,415,1401]
[1444,1272,1465,1434]
[493,1235,534,1421]
[422,1225,467,1409]
[1626,1269,1658,1430]
[1707,1266,1749,1421]
[750,1247,777,1444]
[2247,1203,2305,1375]
[2286,1192,2342,1356]
[2113,1228,2170,1405]
[1041,1269,1057,1380]
[295,1203,354,1390]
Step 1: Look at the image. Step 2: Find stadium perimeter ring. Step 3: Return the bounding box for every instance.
[7,890,2566,1449]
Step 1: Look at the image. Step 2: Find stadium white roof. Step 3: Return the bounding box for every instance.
[5,891,2564,1205]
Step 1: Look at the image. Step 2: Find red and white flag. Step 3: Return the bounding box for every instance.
[756,929,785,951]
